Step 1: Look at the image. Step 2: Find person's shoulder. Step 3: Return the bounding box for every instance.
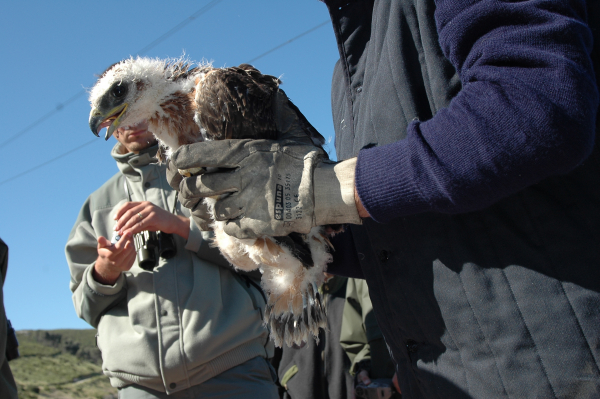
[85,172,127,212]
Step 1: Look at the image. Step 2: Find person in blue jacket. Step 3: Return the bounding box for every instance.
[168,1,600,397]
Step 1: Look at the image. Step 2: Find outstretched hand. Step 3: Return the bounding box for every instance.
[113,201,190,240]
[94,233,135,285]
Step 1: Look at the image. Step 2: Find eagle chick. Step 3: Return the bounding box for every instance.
[88,56,333,347]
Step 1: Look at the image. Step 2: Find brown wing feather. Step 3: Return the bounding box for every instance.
[285,98,326,148]
[196,65,281,141]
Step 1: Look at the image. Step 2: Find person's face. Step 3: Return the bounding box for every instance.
[114,120,157,154]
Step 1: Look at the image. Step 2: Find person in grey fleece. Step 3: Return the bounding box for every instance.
[65,121,278,399]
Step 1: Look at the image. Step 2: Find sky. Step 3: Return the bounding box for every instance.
[0,0,340,330]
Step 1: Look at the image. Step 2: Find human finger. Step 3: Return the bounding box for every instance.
[121,244,137,270]
[97,236,112,249]
[113,231,134,252]
[97,232,130,259]
[121,205,184,237]
[115,202,152,232]
[114,201,143,220]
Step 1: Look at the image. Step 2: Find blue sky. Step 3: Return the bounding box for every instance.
[0,1,339,330]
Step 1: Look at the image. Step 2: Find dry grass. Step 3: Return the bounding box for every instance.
[9,330,117,399]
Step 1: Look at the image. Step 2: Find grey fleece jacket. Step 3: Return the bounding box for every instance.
[66,144,272,394]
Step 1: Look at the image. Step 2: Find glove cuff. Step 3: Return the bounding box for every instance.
[314,158,362,226]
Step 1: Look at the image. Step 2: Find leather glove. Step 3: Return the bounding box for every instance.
[167,160,212,231]
[169,91,362,239]
[171,139,361,239]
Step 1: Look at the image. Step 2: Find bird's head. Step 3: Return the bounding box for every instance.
[88,56,200,142]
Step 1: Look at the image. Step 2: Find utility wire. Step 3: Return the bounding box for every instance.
[246,20,329,64]
[136,0,223,56]
[0,18,330,187]
[0,0,224,149]
[1,91,86,148]
[0,139,97,187]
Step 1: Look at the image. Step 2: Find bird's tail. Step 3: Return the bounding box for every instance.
[262,264,327,348]
[261,227,332,347]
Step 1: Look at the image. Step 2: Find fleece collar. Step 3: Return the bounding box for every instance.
[111,142,158,176]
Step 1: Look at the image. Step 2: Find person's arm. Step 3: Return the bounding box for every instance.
[356,0,598,222]
[69,198,196,326]
[66,199,128,328]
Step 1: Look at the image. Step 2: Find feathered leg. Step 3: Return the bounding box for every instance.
[256,227,332,347]
[205,198,334,346]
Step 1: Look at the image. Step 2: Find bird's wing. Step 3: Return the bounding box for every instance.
[284,98,326,148]
[195,65,281,141]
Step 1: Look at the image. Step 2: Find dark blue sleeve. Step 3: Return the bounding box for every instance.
[355,0,598,221]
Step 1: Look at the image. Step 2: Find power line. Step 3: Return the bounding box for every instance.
[1,91,86,148]
[247,20,329,64]
[136,0,223,56]
[0,19,331,187]
[0,0,224,149]
[0,139,97,187]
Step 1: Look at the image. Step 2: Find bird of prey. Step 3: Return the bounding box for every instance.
[88,56,334,347]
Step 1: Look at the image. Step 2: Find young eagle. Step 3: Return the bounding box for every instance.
[88,56,333,347]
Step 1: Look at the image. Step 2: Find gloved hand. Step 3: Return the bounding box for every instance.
[167,160,212,231]
[168,91,362,239]
[170,139,361,239]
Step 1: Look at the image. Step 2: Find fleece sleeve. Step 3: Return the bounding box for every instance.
[355,0,599,221]
[65,199,126,329]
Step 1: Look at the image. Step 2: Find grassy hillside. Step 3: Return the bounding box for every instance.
[9,329,117,399]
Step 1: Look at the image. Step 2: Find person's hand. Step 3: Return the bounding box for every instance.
[172,139,324,239]
[350,370,372,399]
[166,160,212,231]
[169,93,362,239]
[93,232,135,285]
[113,201,190,240]
[392,372,401,394]
[356,369,372,386]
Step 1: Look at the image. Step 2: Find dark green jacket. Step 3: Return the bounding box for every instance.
[340,278,395,380]
[276,276,353,399]
[0,239,18,399]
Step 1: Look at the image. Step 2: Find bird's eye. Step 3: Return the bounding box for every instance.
[111,84,128,98]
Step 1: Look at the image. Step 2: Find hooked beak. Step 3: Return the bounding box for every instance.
[89,103,129,140]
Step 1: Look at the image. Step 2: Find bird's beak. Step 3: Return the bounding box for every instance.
[89,103,129,140]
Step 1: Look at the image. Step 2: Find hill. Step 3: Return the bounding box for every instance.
[9,329,117,399]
